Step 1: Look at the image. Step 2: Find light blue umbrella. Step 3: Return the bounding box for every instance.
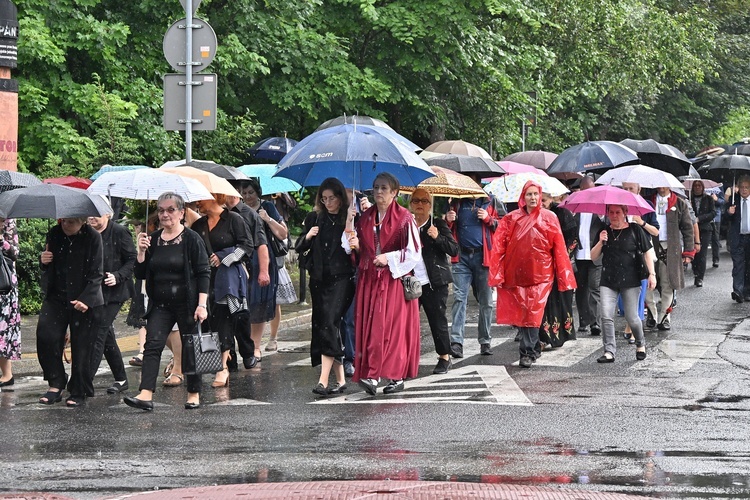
[90,164,151,180]
[273,124,432,189]
[237,164,302,194]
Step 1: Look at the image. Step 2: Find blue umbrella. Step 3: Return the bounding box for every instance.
[274,124,432,189]
[247,137,299,162]
[237,164,302,194]
[90,164,151,180]
[547,141,640,180]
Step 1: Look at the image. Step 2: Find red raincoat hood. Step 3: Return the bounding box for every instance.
[518,180,543,214]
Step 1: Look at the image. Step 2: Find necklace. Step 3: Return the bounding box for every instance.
[374,211,387,227]
[611,226,628,241]
[327,212,338,225]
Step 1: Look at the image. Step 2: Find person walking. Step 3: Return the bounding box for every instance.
[705,184,724,268]
[295,177,356,395]
[489,181,576,368]
[690,181,716,287]
[124,192,210,411]
[0,218,20,389]
[409,188,459,374]
[590,204,656,362]
[345,172,427,395]
[726,177,750,303]
[87,212,136,394]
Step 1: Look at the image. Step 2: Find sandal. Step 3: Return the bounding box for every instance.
[162,373,184,387]
[66,396,85,407]
[129,352,144,367]
[163,356,174,377]
[265,339,278,352]
[39,390,64,405]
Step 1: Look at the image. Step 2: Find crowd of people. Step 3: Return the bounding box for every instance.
[0,170,740,405]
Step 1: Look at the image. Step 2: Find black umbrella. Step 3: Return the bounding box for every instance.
[168,160,249,181]
[0,170,42,192]
[619,138,691,177]
[424,154,505,177]
[702,155,750,191]
[0,184,113,219]
[247,137,299,162]
[725,143,750,156]
[546,140,640,179]
[315,115,393,132]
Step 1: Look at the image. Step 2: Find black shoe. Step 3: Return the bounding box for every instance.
[243,356,258,369]
[123,396,154,411]
[328,383,347,395]
[657,319,671,331]
[0,376,14,387]
[577,325,589,334]
[480,343,493,355]
[39,390,63,405]
[358,378,377,396]
[636,350,647,361]
[184,401,201,409]
[383,380,404,394]
[106,380,128,394]
[695,279,703,287]
[433,358,451,374]
[597,354,615,363]
[713,262,719,268]
[732,291,744,303]
[312,383,328,395]
[646,311,656,328]
[519,356,533,368]
[343,361,355,378]
[624,333,636,345]
[590,325,601,336]
[514,330,522,342]
[450,342,464,359]
[227,350,239,372]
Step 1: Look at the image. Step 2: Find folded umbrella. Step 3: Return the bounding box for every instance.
[560,185,654,216]
[0,183,112,219]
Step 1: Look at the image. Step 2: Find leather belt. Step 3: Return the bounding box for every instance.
[460,246,482,255]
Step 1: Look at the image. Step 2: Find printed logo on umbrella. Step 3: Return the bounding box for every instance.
[308,152,334,159]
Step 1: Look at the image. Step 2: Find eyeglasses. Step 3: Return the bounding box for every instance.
[321,196,338,203]
[411,198,430,205]
[157,207,180,215]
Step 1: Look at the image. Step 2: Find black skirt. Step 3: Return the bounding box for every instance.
[309,274,355,367]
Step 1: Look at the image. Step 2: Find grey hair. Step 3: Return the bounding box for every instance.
[157,192,185,210]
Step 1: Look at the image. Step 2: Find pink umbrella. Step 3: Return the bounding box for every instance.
[683,178,720,190]
[483,161,547,182]
[560,185,654,216]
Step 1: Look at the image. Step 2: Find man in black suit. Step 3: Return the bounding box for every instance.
[573,176,606,336]
[726,176,750,302]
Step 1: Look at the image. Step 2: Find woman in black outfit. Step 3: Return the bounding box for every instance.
[690,181,716,287]
[124,192,210,411]
[37,217,104,407]
[191,193,254,388]
[295,177,356,395]
[408,188,458,374]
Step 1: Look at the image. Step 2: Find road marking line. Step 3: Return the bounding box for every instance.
[510,337,602,367]
[630,338,717,373]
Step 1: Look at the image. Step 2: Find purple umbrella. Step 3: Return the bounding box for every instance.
[560,185,654,216]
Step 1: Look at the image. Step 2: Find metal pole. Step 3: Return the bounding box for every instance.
[521,120,526,152]
[185,0,193,163]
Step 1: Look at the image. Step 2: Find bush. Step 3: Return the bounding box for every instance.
[17,219,48,314]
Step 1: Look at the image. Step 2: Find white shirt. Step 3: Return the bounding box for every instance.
[575,213,592,260]
[656,194,669,241]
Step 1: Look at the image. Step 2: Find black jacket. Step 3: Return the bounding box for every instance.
[134,227,210,318]
[99,221,137,304]
[295,210,355,281]
[418,217,458,287]
[41,223,104,308]
[691,194,716,231]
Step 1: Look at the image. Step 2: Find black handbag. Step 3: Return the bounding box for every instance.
[269,234,289,257]
[0,256,13,294]
[182,322,223,375]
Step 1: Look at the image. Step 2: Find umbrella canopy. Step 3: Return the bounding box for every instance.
[88,169,214,203]
[702,154,750,185]
[316,115,394,132]
[424,154,504,177]
[484,173,568,203]
[547,141,640,179]
[274,124,433,189]
[496,161,547,176]
[0,170,42,192]
[90,164,151,181]
[560,185,654,216]
[237,164,302,194]
[0,183,112,219]
[161,167,242,197]
[683,178,720,190]
[596,165,684,190]
[44,176,92,190]
[422,140,492,160]
[163,160,248,181]
[247,137,299,162]
[725,143,750,156]
[401,166,486,198]
[501,150,558,170]
[620,138,691,177]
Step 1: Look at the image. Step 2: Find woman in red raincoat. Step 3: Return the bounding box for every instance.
[489,180,576,368]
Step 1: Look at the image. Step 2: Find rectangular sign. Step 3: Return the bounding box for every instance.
[0,87,17,170]
[163,73,217,131]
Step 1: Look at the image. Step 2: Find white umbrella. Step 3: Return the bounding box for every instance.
[88,169,214,203]
[596,165,683,190]
[484,173,568,203]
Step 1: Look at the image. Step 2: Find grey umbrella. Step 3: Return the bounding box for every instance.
[166,160,249,181]
[424,154,505,177]
[0,184,113,219]
[0,170,42,192]
[316,115,394,132]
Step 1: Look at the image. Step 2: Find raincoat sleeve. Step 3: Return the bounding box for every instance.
[549,217,577,291]
[488,213,512,287]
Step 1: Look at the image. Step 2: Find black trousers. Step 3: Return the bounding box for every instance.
[89,301,127,381]
[693,228,713,280]
[711,222,721,264]
[574,260,601,329]
[419,283,451,356]
[141,303,201,393]
[37,299,99,398]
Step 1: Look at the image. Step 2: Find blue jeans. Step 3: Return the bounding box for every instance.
[450,251,493,346]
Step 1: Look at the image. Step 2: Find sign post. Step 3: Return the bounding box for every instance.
[0,0,17,171]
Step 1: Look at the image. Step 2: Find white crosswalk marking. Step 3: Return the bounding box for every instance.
[311,365,532,405]
[212,398,271,406]
[630,337,720,373]
[419,340,508,366]
[526,337,602,367]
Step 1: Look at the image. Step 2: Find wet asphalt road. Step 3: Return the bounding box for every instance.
[3,247,750,499]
